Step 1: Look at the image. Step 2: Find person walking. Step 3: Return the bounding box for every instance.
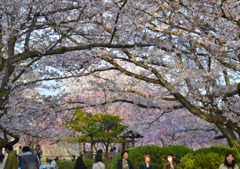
[74,156,87,169]
[117,150,134,169]
[163,154,177,169]
[139,154,153,169]
[219,152,239,169]
[4,143,18,169]
[92,155,105,169]
[20,146,40,169]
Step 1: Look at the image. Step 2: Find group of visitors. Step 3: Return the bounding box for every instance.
[72,150,239,169]
[116,150,179,169]
[0,143,41,169]
[1,144,239,169]
[73,149,105,169]
[0,143,58,169]
[18,145,43,167]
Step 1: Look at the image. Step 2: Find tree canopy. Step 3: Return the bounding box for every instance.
[0,0,239,147]
[65,109,127,156]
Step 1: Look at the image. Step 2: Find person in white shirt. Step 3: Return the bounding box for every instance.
[92,155,105,169]
[0,153,6,169]
[219,152,239,169]
[50,157,58,169]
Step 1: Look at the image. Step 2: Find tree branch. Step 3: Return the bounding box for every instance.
[110,0,128,44]
[10,43,153,65]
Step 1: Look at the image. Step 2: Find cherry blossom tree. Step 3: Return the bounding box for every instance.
[62,73,227,148]
[0,0,240,148]
[60,0,239,146]
[64,0,240,146]
[0,0,147,147]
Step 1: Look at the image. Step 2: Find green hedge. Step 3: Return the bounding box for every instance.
[83,158,95,169]
[57,158,111,169]
[111,145,193,169]
[178,146,240,169]
[56,146,240,169]
[57,160,75,169]
[178,152,223,169]
[104,159,114,169]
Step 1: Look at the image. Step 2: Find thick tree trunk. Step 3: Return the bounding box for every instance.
[0,136,19,149]
[216,124,238,147]
[0,125,19,148]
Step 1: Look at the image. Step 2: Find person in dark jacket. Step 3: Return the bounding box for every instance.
[117,150,134,169]
[74,156,87,169]
[20,146,39,169]
[95,149,103,163]
[139,154,153,169]
[163,154,178,169]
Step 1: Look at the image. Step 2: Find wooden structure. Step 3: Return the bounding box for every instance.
[120,130,143,149]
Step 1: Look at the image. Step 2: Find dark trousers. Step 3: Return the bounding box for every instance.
[18,156,22,167]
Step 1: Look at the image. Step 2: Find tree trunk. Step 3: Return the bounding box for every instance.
[216,124,239,147]
[90,142,93,159]
[104,142,109,159]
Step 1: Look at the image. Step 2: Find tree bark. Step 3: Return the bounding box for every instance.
[216,124,238,147]
[90,136,94,159]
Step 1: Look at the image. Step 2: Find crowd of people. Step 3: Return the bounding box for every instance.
[0,143,57,169]
[0,144,239,169]
[73,149,239,169]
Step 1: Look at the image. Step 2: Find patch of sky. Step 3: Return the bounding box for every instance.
[36,66,67,96]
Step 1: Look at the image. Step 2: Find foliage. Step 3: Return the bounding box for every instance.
[178,152,223,169]
[104,159,114,169]
[65,109,127,155]
[56,158,111,169]
[196,146,238,155]
[56,160,75,169]
[178,146,240,169]
[56,146,240,169]
[111,145,193,169]
[84,158,112,169]
[83,158,95,169]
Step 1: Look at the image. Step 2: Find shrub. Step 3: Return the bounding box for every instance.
[178,146,240,169]
[83,158,94,169]
[111,145,193,169]
[57,160,75,169]
[104,158,114,169]
[84,158,113,169]
[56,158,94,169]
[178,152,223,169]
[57,146,240,169]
